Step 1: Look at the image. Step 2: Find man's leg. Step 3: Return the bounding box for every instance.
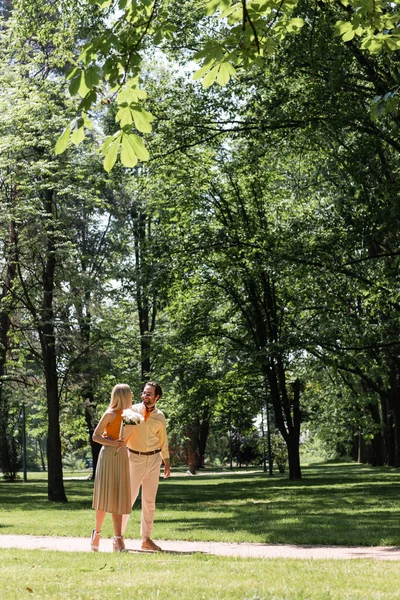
[141,454,162,550]
[121,453,147,535]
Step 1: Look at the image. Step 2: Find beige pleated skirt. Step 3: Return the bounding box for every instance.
[92,445,131,515]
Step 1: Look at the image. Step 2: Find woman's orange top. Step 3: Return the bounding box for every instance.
[103,410,123,440]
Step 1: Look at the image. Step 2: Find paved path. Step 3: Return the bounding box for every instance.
[1,535,400,560]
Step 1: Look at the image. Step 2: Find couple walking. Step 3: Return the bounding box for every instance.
[90,381,170,553]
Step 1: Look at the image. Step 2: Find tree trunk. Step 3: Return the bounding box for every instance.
[388,386,400,468]
[265,363,302,480]
[196,418,210,470]
[83,390,101,479]
[380,393,395,466]
[42,339,66,502]
[134,210,156,383]
[368,400,384,466]
[137,299,151,382]
[286,434,302,480]
[76,292,100,480]
[40,190,67,502]
[0,218,17,477]
[185,426,197,474]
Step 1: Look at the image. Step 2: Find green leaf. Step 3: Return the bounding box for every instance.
[366,38,384,53]
[290,17,305,28]
[66,66,79,81]
[342,28,355,42]
[82,113,94,129]
[102,135,116,153]
[287,17,305,32]
[78,90,97,112]
[153,29,162,44]
[55,125,71,155]
[385,37,400,50]
[117,87,139,104]
[131,108,154,133]
[217,61,236,85]
[103,139,120,172]
[125,133,150,161]
[120,134,138,168]
[116,105,133,127]
[334,20,352,37]
[193,59,215,81]
[85,66,101,89]
[203,65,220,88]
[205,0,222,16]
[69,72,82,96]
[220,3,237,18]
[78,72,91,99]
[70,127,85,145]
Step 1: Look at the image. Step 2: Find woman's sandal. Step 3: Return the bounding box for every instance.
[90,529,101,552]
[113,535,127,553]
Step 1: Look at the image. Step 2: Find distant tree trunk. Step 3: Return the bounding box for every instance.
[349,425,358,461]
[196,418,210,469]
[240,270,302,479]
[83,389,101,479]
[388,375,400,468]
[38,438,46,471]
[137,296,152,382]
[380,393,395,466]
[185,426,197,474]
[358,433,366,463]
[284,378,302,480]
[39,193,67,502]
[0,217,17,477]
[265,363,302,480]
[184,409,211,473]
[19,189,67,502]
[75,287,101,480]
[42,335,66,501]
[368,400,384,466]
[133,209,157,383]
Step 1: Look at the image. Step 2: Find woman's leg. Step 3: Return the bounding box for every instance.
[112,513,123,536]
[91,509,106,551]
[95,509,107,534]
[112,513,126,551]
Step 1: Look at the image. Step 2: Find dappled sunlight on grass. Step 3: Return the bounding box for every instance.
[1,462,400,545]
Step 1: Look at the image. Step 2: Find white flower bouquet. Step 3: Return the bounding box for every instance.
[120,408,144,432]
[115,409,144,454]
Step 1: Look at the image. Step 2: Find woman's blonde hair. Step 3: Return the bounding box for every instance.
[109,384,132,411]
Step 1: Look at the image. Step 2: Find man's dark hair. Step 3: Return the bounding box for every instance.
[146,381,162,399]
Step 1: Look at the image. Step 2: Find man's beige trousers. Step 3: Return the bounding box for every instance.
[122,452,162,538]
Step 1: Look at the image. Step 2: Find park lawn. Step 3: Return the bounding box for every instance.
[1,462,400,546]
[2,548,400,600]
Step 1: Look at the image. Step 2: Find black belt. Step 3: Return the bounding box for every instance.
[128,448,161,456]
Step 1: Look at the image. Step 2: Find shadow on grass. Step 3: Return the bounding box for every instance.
[0,479,93,510]
[1,463,400,545]
[154,463,400,545]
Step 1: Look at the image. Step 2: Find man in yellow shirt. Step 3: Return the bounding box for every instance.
[122,381,170,551]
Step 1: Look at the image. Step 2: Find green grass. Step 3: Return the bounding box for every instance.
[2,462,400,599]
[1,462,400,546]
[2,549,400,600]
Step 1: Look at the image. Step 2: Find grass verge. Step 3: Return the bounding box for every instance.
[1,462,400,546]
[2,548,400,600]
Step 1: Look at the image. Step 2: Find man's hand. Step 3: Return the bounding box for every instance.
[163,459,171,479]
